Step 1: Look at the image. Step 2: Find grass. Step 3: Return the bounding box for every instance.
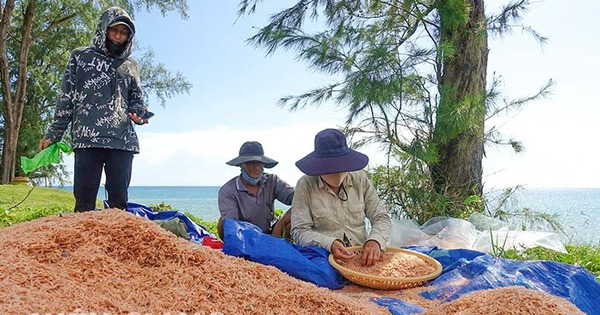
[1,185,599,280]
[0,184,75,228]
[0,184,219,235]
[0,184,75,209]
[500,245,600,281]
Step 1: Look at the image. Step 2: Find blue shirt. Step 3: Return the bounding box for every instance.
[218,173,294,233]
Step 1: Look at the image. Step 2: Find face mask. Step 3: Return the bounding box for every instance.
[106,39,126,56]
[320,172,348,188]
[241,168,263,186]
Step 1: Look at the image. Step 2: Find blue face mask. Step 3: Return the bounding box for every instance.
[241,168,264,186]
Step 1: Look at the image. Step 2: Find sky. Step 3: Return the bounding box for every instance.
[61,0,600,189]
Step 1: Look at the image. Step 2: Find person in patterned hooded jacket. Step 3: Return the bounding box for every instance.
[39,6,149,212]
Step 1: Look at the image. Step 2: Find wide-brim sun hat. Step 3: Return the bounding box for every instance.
[296,128,369,176]
[226,141,278,169]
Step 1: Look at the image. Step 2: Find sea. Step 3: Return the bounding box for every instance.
[59,186,600,245]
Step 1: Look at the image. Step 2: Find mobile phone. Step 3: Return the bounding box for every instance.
[141,111,155,120]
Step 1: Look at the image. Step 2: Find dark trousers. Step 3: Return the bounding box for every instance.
[73,148,134,212]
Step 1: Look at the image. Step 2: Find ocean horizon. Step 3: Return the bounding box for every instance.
[59,186,600,245]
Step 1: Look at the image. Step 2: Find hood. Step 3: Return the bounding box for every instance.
[92,7,135,58]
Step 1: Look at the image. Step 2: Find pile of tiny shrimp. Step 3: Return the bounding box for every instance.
[420,286,584,315]
[340,250,437,278]
[339,282,585,314]
[0,209,389,315]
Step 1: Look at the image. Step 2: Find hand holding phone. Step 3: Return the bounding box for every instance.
[128,111,154,125]
[141,111,155,120]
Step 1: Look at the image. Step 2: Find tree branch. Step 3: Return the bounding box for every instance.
[31,12,76,42]
[6,186,36,212]
[0,0,15,112]
[14,0,36,124]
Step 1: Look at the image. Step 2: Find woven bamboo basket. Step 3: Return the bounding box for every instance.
[329,246,443,290]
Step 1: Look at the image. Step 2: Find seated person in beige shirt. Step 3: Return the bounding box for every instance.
[291,128,391,266]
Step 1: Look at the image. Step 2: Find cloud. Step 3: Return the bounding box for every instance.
[134,122,354,186]
[59,123,390,187]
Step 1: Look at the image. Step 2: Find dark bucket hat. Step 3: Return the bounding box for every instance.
[226,141,278,168]
[296,128,368,176]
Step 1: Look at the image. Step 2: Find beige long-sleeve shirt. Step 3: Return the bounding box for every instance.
[291,170,391,251]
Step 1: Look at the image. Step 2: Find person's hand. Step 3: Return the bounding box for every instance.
[331,240,356,261]
[128,112,147,125]
[38,139,52,151]
[361,240,382,266]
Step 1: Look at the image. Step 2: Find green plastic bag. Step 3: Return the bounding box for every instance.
[20,142,73,174]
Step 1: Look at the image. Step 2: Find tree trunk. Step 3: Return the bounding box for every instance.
[432,0,488,204]
[0,0,35,184]
[1,124,18,183]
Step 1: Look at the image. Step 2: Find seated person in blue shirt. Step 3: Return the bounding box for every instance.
[217,141,294,240]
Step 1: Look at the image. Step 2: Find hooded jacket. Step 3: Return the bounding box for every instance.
[45,7,145,153]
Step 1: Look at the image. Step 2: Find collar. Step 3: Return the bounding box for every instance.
[316,172,355,190]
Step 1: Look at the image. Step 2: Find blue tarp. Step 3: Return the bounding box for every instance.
[222,218,343,289]
[222,218,600,315]
[103,201,213,243]
[397,246,600,315]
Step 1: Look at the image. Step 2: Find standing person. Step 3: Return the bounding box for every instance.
[218,141,294,240]
[291,128,391,266]
[39,7,149,212]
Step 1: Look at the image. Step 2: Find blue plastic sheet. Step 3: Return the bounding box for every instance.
[222,218,344,289]
[373,297,424,314]
[372,246,600,315]
[103,201,213,243]
[221,221,600,315]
